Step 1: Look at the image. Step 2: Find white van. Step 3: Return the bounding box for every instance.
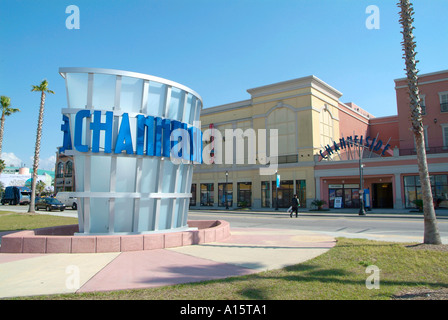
[55,192,78,210]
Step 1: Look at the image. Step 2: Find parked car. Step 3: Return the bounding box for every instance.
[35,198,66,211]
[55,192,78,210]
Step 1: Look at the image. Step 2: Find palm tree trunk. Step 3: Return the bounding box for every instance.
[415,133,441,244]
[28,92,46,213]
[398,0,441,244]
[0,114,5,157]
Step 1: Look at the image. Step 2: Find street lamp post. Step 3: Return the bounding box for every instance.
[225,171,229,210]
[359,145,366,216]
[275,170,279,210]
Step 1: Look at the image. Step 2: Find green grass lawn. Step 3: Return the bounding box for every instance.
[0,211,78,232]
[21,237,448,300]
[2,211,447,300]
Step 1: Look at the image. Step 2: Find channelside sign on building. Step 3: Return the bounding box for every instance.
[59,68,203,235]
[319,134,392,160]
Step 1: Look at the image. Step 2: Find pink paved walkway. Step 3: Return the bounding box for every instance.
[0,228,335,298]
[78,249,256,293]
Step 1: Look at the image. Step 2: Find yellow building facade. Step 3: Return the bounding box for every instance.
[191,75,343,209]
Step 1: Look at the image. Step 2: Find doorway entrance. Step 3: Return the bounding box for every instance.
[372,183,393,208]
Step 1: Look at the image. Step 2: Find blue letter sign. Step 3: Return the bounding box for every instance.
[63,110,202,163]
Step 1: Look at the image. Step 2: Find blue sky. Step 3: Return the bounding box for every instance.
[0,0,447,171]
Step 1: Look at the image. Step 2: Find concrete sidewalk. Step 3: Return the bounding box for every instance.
[190,207,448,218]
[1,205,448,219]
[0,228,335,299]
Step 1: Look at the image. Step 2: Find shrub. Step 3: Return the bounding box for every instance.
[311,199,327,210]
[412,199,423,212]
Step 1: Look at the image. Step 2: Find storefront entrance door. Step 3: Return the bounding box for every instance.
[372,183,393,208]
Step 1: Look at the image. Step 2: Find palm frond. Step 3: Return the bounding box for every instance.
[0,96,11,108]
[31,79,54,94]
[4,108,20,116]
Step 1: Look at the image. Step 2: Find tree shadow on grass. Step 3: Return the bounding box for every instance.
[238,287,271,300]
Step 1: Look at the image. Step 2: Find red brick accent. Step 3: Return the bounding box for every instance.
[143,233,164,250]
[121,235,144,252]
[23,236,47,253]
[0,236,23,253]
[71,236,96,253]
[0,220,230,254]
[46,236,72,253]
[96,236,121,253]
[164,233,183,248]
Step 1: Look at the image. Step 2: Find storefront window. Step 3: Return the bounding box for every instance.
[272,180,294,208]
[404,175,448,208]
[404,176,418,208]
[190,183,196,207]
[218,183,233,207]
[328,184,360,208]
[435,175,448,208]
[261,181,271,207]
[237,182,252,207]
[200,183,214,206]
[295,180,307,208]
[345,184,360,208]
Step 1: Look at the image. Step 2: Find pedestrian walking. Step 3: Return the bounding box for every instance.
[290,194,300,218]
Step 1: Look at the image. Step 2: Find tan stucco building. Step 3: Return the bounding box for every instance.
[191,75,369,209]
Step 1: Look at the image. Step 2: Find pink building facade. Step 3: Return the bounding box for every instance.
[315,70,448,211]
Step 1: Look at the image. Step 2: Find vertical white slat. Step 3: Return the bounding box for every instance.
[182,165,193,227]
[191,97,198,125]
[108,156,117,234]
[83,72,94,233]
[170,163,181,228]
[115,76,122,111]
[108,74,122,234]
[153,161,164,231]
[163,85,172,118]
[130,80,148,232]
[133,157,143,232]
[141,80,149,114]
[181,92,188,123]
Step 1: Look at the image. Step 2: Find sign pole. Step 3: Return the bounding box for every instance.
[359,143,367,215]
[275,171,279,210]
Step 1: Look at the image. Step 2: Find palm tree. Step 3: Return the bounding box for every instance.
[0,159,5,174]
[28,80,54,213]
[36,180,46,196]
[398,0,441,244]
[0,96,20,157]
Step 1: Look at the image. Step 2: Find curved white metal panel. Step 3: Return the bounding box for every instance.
[59,67,203,106]
[59,67,202,235]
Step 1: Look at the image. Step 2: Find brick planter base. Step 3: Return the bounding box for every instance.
[0,220,230,254]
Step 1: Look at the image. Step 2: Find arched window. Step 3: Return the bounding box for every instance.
[320,106,334,147]
[65,161,73,177]
[57,162,64,178]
